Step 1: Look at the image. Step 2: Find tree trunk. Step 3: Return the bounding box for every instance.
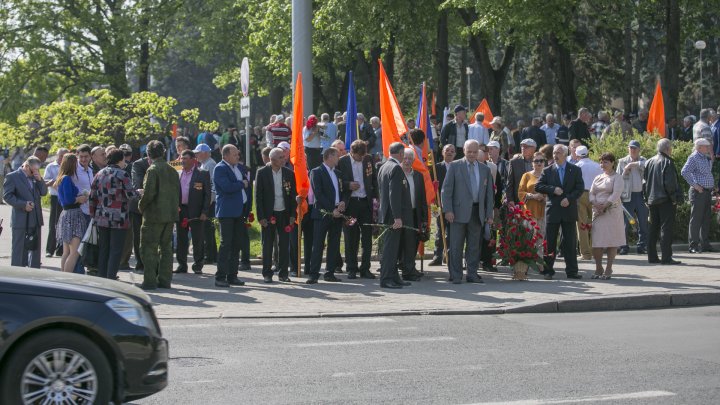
[663,0,680,120]
[623,23,634,114]
[385,34,396,83]
[551,35,577,115]
[460,46,468,108]
[138,39,150,92]
[270,85,284,114]
[434,9,449,113]
[367,47,382,115]
[539,36,555,113]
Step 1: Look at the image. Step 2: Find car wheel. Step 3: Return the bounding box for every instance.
[0,330,113,405]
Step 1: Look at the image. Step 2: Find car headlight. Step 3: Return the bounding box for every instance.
[106,298,153,329]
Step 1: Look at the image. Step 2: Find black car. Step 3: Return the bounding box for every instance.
[0,267,168,404]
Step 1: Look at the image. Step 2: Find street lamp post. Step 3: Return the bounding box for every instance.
[695,40,706,109]
[465,67,473,108]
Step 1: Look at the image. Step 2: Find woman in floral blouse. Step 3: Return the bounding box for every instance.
[89,149,141,280]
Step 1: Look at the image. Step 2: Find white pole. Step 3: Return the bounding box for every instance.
[292,0,313,114]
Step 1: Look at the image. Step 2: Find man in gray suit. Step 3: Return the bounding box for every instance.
[441,140,494,284]
[3,156,48,268]
[377,142,413,289]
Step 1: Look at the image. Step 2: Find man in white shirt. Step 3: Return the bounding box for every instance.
[72,144,94,274]
[573,145,603,260]
[540,113,559,145]
[468,112,490,145]
[43,148,68,257]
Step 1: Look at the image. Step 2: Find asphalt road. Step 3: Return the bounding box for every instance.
[131,307,720,405]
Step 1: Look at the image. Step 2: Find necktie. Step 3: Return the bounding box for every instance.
[558,166,565,184]
[469,163,479,202]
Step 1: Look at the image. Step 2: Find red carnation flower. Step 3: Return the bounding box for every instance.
[284,224,294,233]
[530,220,537,226]
[270,216,277,225]
[518,201,525,206]
[515,241,521,247]
[509,258,516,265]
[534,225,540,230]
[181,218,189,229]
[248,212,255,223]
[245,223,252,228]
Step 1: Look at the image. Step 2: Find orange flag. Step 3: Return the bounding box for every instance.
[171,123,178,138]
[468,98,494,128]
[431,92,436,116]
[647,81,666,137]
[290,72,310,220]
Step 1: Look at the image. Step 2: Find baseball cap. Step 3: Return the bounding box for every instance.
[575,145,589,157]
[119,144,132,154]
[487,140,501,149]
[193,143,211,153]
[628,140,641,149]
[520,138,537,147]
[278,141,291,150]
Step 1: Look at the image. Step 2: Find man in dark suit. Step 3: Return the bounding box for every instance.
[338,139,377,279]
[440,105,469,159]
[175,150,211,274]
[535,144,585,279]
[213,144,251,288]
[3,156,48,268]
[429,144,456,265]
[569,108,592,146]
[520,117,548,148]
[256,147,297,283]
[130,154,151,272]
[307,147,345,284]
[377,142,412,288]
[398,147,429,281]
[357,113,377,150]
[506,138,537,206]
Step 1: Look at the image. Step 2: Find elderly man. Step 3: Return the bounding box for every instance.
[429,144,456,266]
[4,156,48,267]
[194,143,218,264]
[681,138,715,253]
[569,107,593,146]
[468,112,490,145]
[536,144,585,279]
[268,114,292,146]
[681,116,695,141]
[369,116,383,156]
[43,148,68,257]
[139,141,181,290]
[521,117,548,147]
[540,114,559,145]
[441,105,469,159]
[357,113,377,150]
[320,113,337,152]
[90,145,107,174]
[331,139,347,157]
[174,150,211,275]
[644,138,683,265]
[506,138,537,206]
[574,145,603,260]
[693,108,714,142]
[617,140,648,255]
[633,109,649,134]
[442,140,494,284]
[397,147,429,281]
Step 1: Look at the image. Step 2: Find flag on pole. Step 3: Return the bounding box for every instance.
[171,123,178,138]
[290,72,310,220]
[647,80,666,137]
[415,82,434,151]
[431,92,436,116]
[468,98,494,128]
[345,71,358,149]
[442,106,450,128]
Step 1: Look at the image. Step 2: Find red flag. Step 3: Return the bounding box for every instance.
[171,123,178,139]
[647,81,666,137]
[290,72,310,220]
[468,99,494,128]
[431,92,436,116]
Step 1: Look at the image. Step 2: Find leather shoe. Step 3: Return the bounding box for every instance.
[263,276,273,283]
[347,272,357,279]
[141,283,157,291]
[636,247,647,254]
[648,257,661,264]
[452,280,462,284]
[661,259,682,265]
[380,281,402,289]
[158,283,171,289]
[543,274,553,280]
[402,274,422,281]
[279,276,291,282]
[214,280,229,287]
[174,267,188,274]
[192,267,203,274]
[428,257,442,266]
[306,277,319,284]
[394,279,411,286]
[323,274,342,282]
[703,246,714,252]
[466,277,484,283]
[688,247,700,254]
[566,273,583,279]
[227,278,245,286]
[618,247,629,255]
[359,270,376,279]
[239,263,252,271]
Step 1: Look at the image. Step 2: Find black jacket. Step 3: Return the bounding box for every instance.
[569,120,591,146]
[337,154,377,202]
[535,162,585,223]
[358,123,377,149]
[521,126,547,148]
[180,167,211,219]
[309,164,343,220]
[643,152,683,206]
[130,158,150,214]
[440,121,469,147]
[255,165,297,221]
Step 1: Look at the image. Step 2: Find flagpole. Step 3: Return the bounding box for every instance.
[297,200,303,278]
[426,147,448,263]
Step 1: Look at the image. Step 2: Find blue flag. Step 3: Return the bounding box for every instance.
[415,83,435,150]
[345,71,358,150]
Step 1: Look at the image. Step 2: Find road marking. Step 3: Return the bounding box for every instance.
[162,317,396,329]
[464,390,676,405]
[332,369,409,378]
[181,380,215,384]
[293,336,455,348]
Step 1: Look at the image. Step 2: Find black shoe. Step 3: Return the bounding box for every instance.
[618,247,629,255]
[228,278,246,286]
[466,277,484,283]
[141,283,157,291]
[661,259,682,265]
[543,274,553,280]
[45,253,53,258]
[263,276,273,283]
[174,267,188,274]
[428,257,442,266]
[380,281,402,289]
[566,274,583,279]
[347,271,357,279]
[482,265,498,272]
[402,274,422,281]
[703,246,714,252]
[394,279,411,286]
[359,270,376,279]
[335,267,344,273]
[215,280,230,287]
[279,276,291,282]
[271,266,278,273]
[192,267,203,274]
[239,262,251,271]
[637,247,647,254]
[158,283,171,289]
[689,247,700,254]
[323,274,342,282]
[306,277,319,284]
[648,257,661,263]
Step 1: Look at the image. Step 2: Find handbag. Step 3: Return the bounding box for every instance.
[79,219,99,268]
[24,209,38,251]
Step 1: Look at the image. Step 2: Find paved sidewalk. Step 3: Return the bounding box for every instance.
[1,203,719,319]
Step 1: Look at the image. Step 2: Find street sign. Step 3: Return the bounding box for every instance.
[240,96,250,118]
[240,57,250,97]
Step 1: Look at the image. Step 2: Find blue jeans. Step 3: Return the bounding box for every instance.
[621,192,648,249]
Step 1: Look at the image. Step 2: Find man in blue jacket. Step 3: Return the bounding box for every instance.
[213,144,251,287]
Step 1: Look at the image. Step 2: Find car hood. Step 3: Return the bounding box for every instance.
[0,266,152,304]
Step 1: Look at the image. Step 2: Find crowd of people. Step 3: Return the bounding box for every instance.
[3,104,720,290]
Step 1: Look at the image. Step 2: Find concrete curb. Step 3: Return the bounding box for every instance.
[154,290,720,320]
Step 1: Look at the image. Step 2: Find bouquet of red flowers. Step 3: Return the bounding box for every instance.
[496,202,544,279]
[712,195,720,223]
